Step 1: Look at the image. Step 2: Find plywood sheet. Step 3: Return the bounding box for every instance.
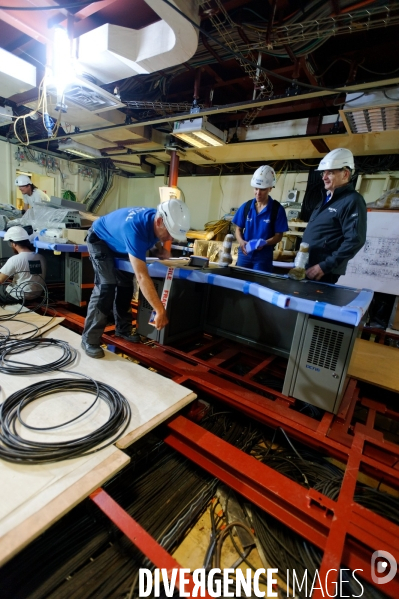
[348,338,399,392]
[0,449,129,566]
[0,305,64,338]
[0,324,196,563]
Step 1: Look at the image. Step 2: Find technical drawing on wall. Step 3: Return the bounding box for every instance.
[339,211,399,294]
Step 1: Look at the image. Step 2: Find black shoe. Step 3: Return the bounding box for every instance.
[81,340,104,359]
[115,331,141,343]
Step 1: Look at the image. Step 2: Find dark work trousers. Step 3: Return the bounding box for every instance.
[82,229,134,345]
[0,285,19,304]
[320,273,340,284]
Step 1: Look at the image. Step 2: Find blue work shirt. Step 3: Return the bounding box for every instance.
[93,207,158,261]
[232,197,288,272]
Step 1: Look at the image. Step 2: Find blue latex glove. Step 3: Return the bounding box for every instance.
[245,238,267,253]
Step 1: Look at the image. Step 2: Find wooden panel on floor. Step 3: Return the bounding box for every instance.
[0,305,64,337]
[0,449,129,567]
[348,338,399,392]
[0,324,196,565]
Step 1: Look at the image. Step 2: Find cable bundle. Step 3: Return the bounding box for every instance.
[0,337,77,374]
[0,275,49,322]
[251,427,399,526]
[0,377,131,464]
[83,160,114,213]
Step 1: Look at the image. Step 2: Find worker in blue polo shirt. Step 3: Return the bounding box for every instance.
[233,165,288,273]
[81,200,190,359]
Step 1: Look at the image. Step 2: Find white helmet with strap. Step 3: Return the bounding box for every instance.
[157,199,190,242]
[317,148,355,171]
[250,165,276,189]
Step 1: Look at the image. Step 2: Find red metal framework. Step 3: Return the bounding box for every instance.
[56,311,399,597]
[90,488,212,599]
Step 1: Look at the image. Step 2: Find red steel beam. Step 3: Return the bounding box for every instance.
[48,0,119,28]
[0,5,52,45]
[164,416,399,595]
[90,488,212,598]
[165,417,330,548]
[100,331,399,479]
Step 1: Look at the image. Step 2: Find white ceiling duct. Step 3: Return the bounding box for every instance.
[0,48,36,97]
[233,115,341,141]
[77,0,199,83]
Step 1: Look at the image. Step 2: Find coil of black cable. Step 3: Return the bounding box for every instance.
[0,338,77,374]
[0,377,131,463]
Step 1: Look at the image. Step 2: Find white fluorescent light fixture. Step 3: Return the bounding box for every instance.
[173,117,226,148]
[58,139,102,159]
[341,88,399,133]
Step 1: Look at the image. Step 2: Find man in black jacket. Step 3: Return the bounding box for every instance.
[302,148,367,284]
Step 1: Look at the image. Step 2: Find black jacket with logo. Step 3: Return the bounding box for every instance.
[302,182,367,275]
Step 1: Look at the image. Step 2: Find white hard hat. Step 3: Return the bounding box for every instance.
[250,165,276,189]
[317,148,355,171]
[15,174,32,186]
[157,199,190,242]
[3,225,30,242]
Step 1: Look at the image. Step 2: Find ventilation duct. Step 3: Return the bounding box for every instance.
[0,48,36,98]
[47,76,125,114]
[77,0,199,84]
[341,88,399,133]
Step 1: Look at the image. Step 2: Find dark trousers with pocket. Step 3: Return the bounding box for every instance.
[82,229,134,345]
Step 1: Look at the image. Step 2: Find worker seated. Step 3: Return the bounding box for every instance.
[0,226,46,305]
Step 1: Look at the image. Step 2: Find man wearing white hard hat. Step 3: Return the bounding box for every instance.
[232,165,288,273]
[302,148,367,284]
[0,226,46,303]
[81,200,190,358]
[15,174,50,212]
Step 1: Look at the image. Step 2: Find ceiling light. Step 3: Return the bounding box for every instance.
[58,139,102,159]
[341,88,399,133]
[52,27,75,104]
[173,117,226,148]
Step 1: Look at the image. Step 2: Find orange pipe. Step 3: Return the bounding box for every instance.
[164,150,180,250]
[340,0,376,14]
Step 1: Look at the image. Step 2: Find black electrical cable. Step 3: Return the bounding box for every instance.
[0,274,49,319]
[0,321,39,342]
[252,428,399,527]
[0,323,10,343]
[0,376,131,463]
[158,0,376,95]
[0,337,77,374]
